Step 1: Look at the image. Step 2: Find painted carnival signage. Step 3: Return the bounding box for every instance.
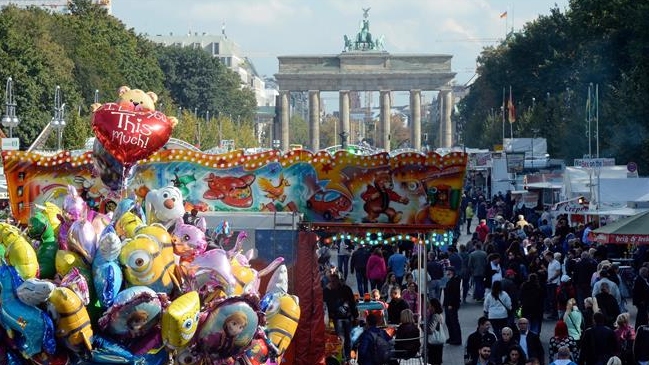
[2,149,467,230]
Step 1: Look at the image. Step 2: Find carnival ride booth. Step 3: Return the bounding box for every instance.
[1,100,467,365]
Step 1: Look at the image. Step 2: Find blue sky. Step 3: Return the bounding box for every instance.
[112,0,569,87]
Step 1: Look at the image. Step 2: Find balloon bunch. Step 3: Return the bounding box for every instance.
[0,184,300,365]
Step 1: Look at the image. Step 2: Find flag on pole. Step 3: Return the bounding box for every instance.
[508,87,516,123]
[500,11,508,18]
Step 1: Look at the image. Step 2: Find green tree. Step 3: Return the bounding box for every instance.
[156,46,257,124]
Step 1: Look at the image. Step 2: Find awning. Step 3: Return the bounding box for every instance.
[593,210,649,244]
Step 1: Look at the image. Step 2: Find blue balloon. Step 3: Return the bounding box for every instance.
[0,265,55,357]
[92,256,123,308]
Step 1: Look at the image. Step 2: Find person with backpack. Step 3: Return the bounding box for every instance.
[356,312,392,365]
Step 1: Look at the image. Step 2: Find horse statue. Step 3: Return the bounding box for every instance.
[375,35,385,51]
[357,19,373,47]
[343,35,353,52]
[0,264,56,358]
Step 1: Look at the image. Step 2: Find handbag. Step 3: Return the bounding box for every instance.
[427,316,447,345]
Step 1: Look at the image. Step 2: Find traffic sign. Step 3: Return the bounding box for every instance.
[573,158,615,168]
[627,162,638,173]
[1,138,19,151]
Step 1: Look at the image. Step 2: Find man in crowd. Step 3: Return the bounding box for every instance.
[386,287,410,325]
[545,251,562,320]
[323,272,358,364]
[472,343,497,365]
[514,318,545,365]
[350,244,371,295]
[466,317,498,364]
[579,312,616,365]
[468,243,488,302]
[573,251,598,309]
[633,266,649,329]
[444,266,462,345]
[388,248,408,285]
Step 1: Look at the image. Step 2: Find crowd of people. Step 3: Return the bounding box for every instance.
[319,190,649,365]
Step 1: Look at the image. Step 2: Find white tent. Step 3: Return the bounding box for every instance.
[563,166,649,209]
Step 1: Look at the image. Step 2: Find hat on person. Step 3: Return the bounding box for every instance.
[561,274,571,283]
[505,269,517,277]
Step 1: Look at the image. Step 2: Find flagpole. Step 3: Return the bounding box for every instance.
[502,87,506,143]
[595,84,599,158]
[509,85,513,140]
[587,83,592,158]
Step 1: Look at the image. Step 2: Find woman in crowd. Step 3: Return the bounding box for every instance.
[426,298,445,365]
[393,308,421,361]
[547,320,578,364]
[484,280,512,337]
[563,298,583,351]
[614,313,635,365]
[380,272,399,303]
[504,345,527,365]
[582,297,597,330]
[366,247,387,291]
[402,282,419,315]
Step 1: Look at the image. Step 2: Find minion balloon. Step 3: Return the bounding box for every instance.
[47,286,94,353]
[119,233,176,294]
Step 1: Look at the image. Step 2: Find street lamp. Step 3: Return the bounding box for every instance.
[51,85,66,151]
[2,77,20,138]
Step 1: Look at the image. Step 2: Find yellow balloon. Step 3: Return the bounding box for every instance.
[55,250,89,277]
[0,224,39,279]
[119,234,176,294]
[115,212,143,238]
[48,287,93,352]
[265,294,300,355]
[162,291,200,350]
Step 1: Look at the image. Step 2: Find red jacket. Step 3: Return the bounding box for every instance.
[476,222,490,242]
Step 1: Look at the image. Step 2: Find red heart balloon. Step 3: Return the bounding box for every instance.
[92,103,173,165]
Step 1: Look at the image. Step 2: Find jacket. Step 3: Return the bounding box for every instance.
[366,254,387,281]
[357,326,392,365]
[394,322,421,357]
[351,247,371,273]
[484,292,511,320]
[468,249,488,277]
[514,331,545,365]
[579,324,616,365]
[443,276,462,308]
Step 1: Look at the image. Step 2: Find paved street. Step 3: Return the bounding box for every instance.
[326,219,638,365]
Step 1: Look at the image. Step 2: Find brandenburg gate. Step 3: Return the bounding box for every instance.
[274,10,456,152]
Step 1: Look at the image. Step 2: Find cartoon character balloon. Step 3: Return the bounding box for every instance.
[145,186,185,228]
[161,291,200,351]
[197,297,260,363]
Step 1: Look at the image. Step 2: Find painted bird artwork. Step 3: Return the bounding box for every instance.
[258,173,290,202]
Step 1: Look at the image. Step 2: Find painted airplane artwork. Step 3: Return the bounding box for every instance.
[2,148,467,230]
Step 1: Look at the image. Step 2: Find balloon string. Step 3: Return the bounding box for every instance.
[121,163,132,199]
